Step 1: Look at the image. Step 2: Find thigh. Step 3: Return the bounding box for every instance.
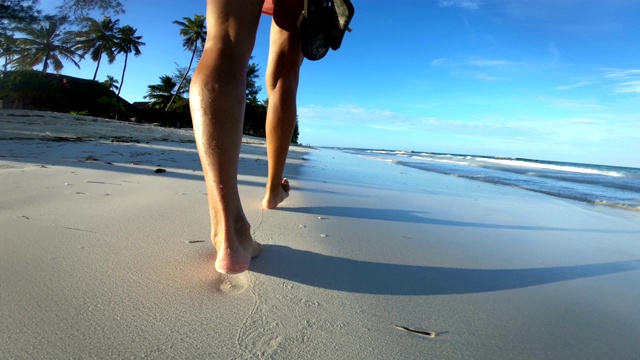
[268,19,303,66]
[204,0,265,54]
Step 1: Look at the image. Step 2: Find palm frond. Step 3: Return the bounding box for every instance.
[11,17,80,73]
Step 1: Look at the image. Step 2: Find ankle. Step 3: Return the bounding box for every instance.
[265,182,280,195]
[211,217,252,250]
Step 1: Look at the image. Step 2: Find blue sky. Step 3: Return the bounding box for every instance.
[39,0,640,167]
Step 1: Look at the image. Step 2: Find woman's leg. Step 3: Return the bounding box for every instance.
[190,0,264,274]
[262,0,305,209]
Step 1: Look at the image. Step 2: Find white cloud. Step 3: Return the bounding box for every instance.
[431,57,520,81]
[299,105,402,128]
[555,68,640,95]
[555,81,594,91]
[602,68,640,94]
[474,72,505,81]
[542,97,605,110]
[468,59,521,67]
[603,68,640,79]
[300,104,543,139]
[432,57,526,69]
[438,0,482,10]
[498,1,632,35]
[297,104,640,166]
[614,81,640,94]
[431,58,449,66]
[299,104,636,141]
[561,118,606,125]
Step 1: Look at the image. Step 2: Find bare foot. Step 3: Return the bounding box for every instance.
[262,178,290,209]
[213,224,262,274]
[214,242,262,274]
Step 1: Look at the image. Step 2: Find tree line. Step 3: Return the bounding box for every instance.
[0,0,298,142]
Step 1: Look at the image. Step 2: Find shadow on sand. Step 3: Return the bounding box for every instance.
[252,244,640,295]
[0,139,306,187]
[281,206,640,234]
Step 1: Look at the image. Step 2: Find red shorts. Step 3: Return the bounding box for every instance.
[262,0,274,15]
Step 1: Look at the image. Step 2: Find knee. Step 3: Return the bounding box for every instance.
[266,54,303,95]
[207,34,251,66]
[195,36,253,86]
[267,71,300,97]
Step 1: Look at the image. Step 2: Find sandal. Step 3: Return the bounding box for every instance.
[299,0,355,61]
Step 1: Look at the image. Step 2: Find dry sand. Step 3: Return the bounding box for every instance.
[2,110,640,359]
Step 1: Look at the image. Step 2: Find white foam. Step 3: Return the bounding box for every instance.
[411,155,471,166]
[476,158,624,177]
[594,200,640,212]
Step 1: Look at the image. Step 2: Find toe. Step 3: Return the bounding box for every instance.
[281,178,290,193]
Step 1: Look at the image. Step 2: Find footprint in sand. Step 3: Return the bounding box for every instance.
[210,273,250,294]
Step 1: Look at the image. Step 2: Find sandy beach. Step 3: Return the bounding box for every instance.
[2,109,640,359]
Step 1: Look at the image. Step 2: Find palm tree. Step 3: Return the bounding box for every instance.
[1,33,17,73]
[72,16,120,80]
[12,16,80,73]
[0,0,41,38]
[145,75,182,110]
[171,63,192,95]
[56,0,125,21]
[103,74,119,92]
[165,14,206,111]
[115,25,144,96]
[246,58,262,105]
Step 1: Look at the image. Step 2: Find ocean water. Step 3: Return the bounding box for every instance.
[341,148,640,212]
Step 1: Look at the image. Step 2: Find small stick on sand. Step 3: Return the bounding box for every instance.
[394,325,436,338]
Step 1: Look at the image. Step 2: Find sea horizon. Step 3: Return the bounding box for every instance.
[334,147,640,212]
[331,146,640,170]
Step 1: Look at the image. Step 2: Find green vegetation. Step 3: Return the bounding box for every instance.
[0,0,40,38]
[1,1,298,142]
[69,110,89,116]
[170,64,192,97]
[72,16,120,80]
[145,75,182,111]
[115,25,144,96]
[167,14,205,111]
[102,74,119,92]
[0,70,127,119]
[11,15,79,73]
[55,0,125,20]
